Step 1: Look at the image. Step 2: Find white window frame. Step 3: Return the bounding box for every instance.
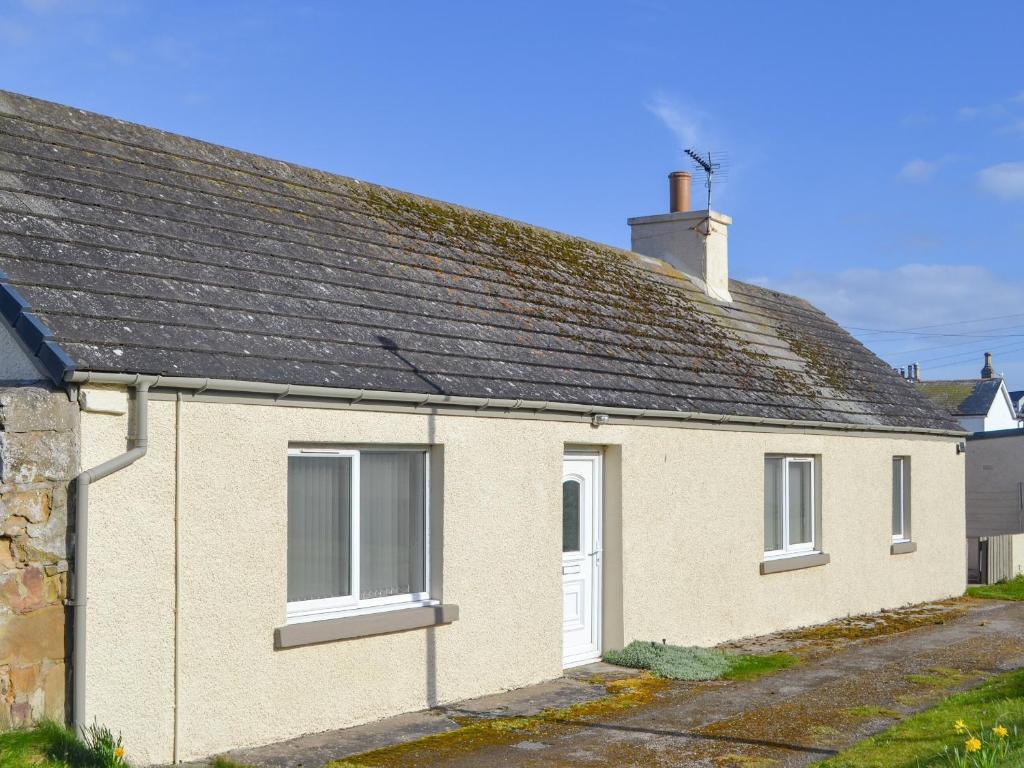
[764,456,817,560]
[286,447,434,624]
[892,456,909,543]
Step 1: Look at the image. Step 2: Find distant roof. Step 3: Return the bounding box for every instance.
[1010,390,1024,405]
[916,378,1004,417]
[0,90,959,432]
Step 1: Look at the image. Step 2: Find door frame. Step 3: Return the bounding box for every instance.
[562,450,603,668]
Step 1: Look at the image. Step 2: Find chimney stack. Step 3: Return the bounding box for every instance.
[668,171,691,213]
[628,171,732,303]
[981,352,995,379]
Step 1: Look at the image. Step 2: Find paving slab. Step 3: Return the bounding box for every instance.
[179,598,1024,768]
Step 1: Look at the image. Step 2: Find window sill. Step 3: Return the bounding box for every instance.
[891,540,917,555]
[274,603,459,649]
[760,552,830,575]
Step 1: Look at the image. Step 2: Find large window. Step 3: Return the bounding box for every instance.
[892,456,910,542]
[287,448,430,622]
[764,456,815,558]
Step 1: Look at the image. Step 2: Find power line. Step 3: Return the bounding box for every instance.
[850,326,1024,339]
[851,311,1024,335]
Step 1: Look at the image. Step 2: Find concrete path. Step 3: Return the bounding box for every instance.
[197,599,1024,768]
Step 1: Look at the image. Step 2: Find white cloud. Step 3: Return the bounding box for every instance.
[645,92,704,149]
[897,158,943,184]
[751,264,1024,381]
[999,118,1024,136]
[977,162,1024,200]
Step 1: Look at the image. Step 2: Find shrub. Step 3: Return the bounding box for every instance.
[603,640,732,680]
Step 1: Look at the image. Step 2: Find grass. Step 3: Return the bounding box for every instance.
[723,652,798,681]
[603,640,796,681]
[966,575,1024,601]
[817,668,1024,767]
[0,721,126,768]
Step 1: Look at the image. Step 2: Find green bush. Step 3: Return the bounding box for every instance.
[603,640,797,681]
[603,640,732,680]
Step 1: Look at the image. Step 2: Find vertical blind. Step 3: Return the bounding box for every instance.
[788,460,812,545]
[359,452,426,599]
[765,457,813,551]
[287,455,352,602]
[892,457,905,537]
[764,458,784,551]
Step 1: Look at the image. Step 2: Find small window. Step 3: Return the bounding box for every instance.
[764,456,816,558]
[287,448,430,622]
[892,456,910,542]
[562,479,582,553]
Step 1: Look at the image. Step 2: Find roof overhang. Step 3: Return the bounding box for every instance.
[66,370,968,439]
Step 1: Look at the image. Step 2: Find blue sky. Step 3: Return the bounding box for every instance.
[2,0,1023,383]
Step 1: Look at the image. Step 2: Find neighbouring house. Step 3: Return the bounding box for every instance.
[0,91,966,763]
[916,354,1024,583]
[1010,389,1024,420]
[914,354,1019,434]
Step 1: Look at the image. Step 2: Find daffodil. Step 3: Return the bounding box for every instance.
[994,725,1008,739]
[954,719,967,734]
[114,747,125,760]
[965,737,982,753]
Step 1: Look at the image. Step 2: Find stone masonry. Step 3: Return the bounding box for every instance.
[0,386,78,729]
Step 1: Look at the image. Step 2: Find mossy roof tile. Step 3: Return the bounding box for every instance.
[0,90,958,431]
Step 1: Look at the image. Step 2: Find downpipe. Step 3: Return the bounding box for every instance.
[72,380,151,735]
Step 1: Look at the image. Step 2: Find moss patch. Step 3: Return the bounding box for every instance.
[906,667,968,689]
[325,674,670,767]
[843,705,901,721]
[714,755,779,767]
[774,602,969,653]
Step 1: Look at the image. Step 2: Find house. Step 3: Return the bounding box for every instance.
[962,429,1024,581]
[1010,389,1024,420]
[915,354,1020,434]
[916,354,1024,583]
[0,91,966,763]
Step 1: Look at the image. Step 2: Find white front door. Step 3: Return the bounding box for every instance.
[562,453,602,667]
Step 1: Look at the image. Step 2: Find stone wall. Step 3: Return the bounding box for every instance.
[0,386,78,729]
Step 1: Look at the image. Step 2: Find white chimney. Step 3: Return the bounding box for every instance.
[627,171,732,303]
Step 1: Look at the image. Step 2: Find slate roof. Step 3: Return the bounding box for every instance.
[916,378,1004,417]
[0,90,959,432]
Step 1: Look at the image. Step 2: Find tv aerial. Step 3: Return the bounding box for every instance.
[685,148,729,211]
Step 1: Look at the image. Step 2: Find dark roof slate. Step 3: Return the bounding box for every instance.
[0,90,959,431]
[916,378,1004,417]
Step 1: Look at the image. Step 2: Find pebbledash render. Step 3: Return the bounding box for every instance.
[0,90,965,763]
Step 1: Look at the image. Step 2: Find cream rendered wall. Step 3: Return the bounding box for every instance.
[79,396,177,760]
[80,393,966,764]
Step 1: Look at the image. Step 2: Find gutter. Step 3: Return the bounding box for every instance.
[65,371,966,438]
[71,378,151,736]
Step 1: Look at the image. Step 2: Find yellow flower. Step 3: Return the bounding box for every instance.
[114,747,125,759]
[965,737,982,753]
[954,719,967,734]
[994,725,1008,738]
